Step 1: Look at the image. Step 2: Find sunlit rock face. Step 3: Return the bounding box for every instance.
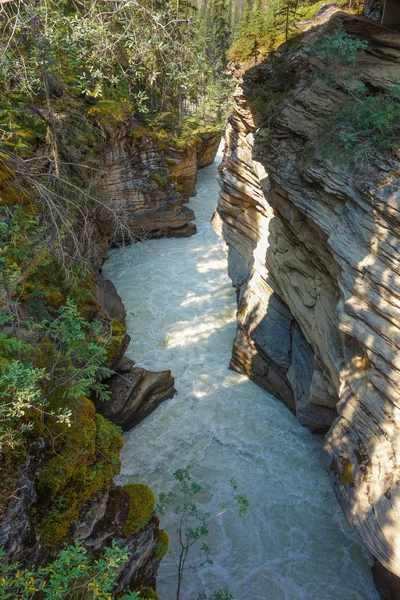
[104,146,378,600]
[97,125,196,244]
[214,12,400,583]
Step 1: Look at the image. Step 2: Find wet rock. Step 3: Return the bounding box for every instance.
[372,560,400,600]
[97,366,176,430]
[84,486,160,592]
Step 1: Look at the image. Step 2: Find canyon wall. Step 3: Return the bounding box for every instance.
[0,109,219,591]
[214,12,400,590]
[97,123,221,244]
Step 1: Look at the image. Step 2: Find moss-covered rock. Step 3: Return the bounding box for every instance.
[122,483,155,536]
[37,397,123,547]
[154,528,169,560]
[136,586,159,600]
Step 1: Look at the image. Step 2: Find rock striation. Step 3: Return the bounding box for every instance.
[97,124,221,244]
[100,364,176,431]
[214,12,400,588]
[97,125,197,244]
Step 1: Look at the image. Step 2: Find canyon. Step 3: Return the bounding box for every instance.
[1,3,400,598]
[104,145,377,600]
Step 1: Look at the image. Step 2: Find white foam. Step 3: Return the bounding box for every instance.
[103,147,378,600]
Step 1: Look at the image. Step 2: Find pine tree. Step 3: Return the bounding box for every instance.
[210,0,231,72]
[239,0,253,38]
[276,0,299,41]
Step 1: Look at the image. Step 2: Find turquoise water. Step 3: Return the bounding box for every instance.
[104,148,378,600]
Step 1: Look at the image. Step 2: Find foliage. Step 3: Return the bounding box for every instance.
[0,0,229,137]
[0,540,144,599]
[0,291,114,455]
[157,466,248,600]
[333,87,400,155]
[308,26,400,164]
[228,0,350,62]
[37,405,123,547]
[310,24,367,64]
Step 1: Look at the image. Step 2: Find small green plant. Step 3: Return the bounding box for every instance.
[308,26,400,164]
[310,25,367,65]
[0,294,115,454]
[0,540,146,599]
[157,466,249,600]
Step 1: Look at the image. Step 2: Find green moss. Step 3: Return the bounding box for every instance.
[37,397,123,547]
[154,529,169,560]
[149,172,168,189]
[104,318,127,366]
[136,586,159,600]
[87,100,131,129]
[123,483,155,536]
[339,458,354,486]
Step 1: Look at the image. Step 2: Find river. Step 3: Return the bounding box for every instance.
[103,146,379,600]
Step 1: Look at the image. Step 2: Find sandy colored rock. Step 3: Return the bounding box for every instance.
[215,12,400,581]
[196,132,221,169]
[97,125,196,243]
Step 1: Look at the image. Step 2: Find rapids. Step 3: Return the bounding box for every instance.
[103,147,379,600]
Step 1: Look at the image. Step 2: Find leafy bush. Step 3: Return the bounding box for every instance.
[335,87,400,151]
[157,466,248,600]
[308,26,400,164]
[310,25,367,64]
[0,540,147,599]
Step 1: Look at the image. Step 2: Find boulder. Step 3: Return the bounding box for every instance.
[97,366,176,430]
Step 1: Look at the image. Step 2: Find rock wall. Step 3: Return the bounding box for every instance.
[97,126,197,244]
[97,125,221,243]
[214,12,400,587]
[0,273,169,593]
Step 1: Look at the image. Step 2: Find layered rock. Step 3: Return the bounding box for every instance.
[167,131,221,202]
[97,125,197,244]
[215,12,400,586]
[168,145,199,202]
[196,132,221,168]
[96,359,176,430]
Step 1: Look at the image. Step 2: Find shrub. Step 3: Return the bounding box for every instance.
[310,24,367,65]
[308,26,400,164]
[0,540,146,599]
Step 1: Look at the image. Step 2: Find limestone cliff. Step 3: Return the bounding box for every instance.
[96,121,221,243]
[214,12,400,587]
[97,124,197,243]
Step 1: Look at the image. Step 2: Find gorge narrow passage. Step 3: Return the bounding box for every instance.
[103,149,378,600]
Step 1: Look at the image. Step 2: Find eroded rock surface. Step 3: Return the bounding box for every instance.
[214,12,400,583]
[97,125,197,243]
[97,366,176,430]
